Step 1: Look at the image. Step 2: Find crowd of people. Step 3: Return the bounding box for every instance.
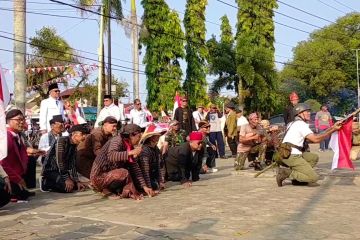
[0,84,346,208]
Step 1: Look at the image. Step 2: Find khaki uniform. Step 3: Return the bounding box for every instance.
[281,152,319,183]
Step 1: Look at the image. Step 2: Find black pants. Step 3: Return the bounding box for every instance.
[165,156,201,182]
[0,178,10,208]
[42,171,68,193]
[206,147,217,168]
[24,156,37,189]
[227,136,237,156]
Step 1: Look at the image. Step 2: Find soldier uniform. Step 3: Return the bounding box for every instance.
[164,129,187,148]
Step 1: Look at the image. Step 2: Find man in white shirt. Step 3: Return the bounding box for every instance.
[277,103,342,187]
[39,83,64,133]
[94,95,121,128]
[129,98,148,130]
[236,109,248,133]
[192,105,206,130]
[205,104,226,159]
[38,115,64,153]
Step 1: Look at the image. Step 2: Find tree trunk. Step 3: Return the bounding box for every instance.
[97,5,105,115]
[13,0,26,113]
[237,78,245,110]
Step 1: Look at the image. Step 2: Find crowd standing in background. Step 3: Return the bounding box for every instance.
[0,88,350,208]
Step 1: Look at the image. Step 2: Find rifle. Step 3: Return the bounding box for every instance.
[254,107,360,178]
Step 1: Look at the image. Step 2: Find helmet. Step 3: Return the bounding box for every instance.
[294,103,311,116]
[289,92,299,101]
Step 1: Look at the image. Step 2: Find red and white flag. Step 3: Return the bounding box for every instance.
[0,65,10,160]
[329,117,355,170]
[172,91,181,119]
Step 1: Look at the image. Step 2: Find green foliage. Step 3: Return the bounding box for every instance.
[183,0,208,109]
[206,15,238,94]
[141,0,185,112]
[279,13,360,113]
[304,99,322,112]
[236,0,279,115]
[28,27,78,97]
[76,0,123,31]
[74,75,128,106]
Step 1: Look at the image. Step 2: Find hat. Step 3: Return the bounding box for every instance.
[248,112,258,120]
[225,102,236,109]
[103,94,112,100]
[48,83,59,94]
[140,124,167,143]
[198,120,210,129]
[68,124,90,134]
[121,124,142,136]
[189,131,203,141]
[169,120,179,127]
[6,109,23,121]
[289,92,299,101]
[103,116,118,124]
[49,115,64,125]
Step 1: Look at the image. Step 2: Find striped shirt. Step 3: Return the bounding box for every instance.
[137,144,163,188]
[90,135,146,189]
[42,136,79,182]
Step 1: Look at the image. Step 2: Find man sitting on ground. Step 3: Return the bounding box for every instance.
[165,132,204,188]
[236,113,268,171]
[38,115,64,154]
[137,125,166,191]
[76,116,117,182]
[198,121,218,173]
[276,103,342,187]
[161,120,187,156]
[90,124,154,200]
[1,109,44,201]
[41,124,90,192]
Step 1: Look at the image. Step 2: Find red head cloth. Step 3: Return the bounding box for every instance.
[289,92,299,101]
[189,131,203,141]
[248,112,258,120]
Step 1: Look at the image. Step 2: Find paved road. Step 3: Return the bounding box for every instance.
[1,146,360,240]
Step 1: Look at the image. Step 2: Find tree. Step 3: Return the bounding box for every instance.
[27,27,79,98]
[183,0,208,109]
[140,0,185,112]
[236,0,279,115]
[74,75,128,106]
[206,15,238,96]
[279,13,360,115]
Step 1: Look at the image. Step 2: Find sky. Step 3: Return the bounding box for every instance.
[0,0,359,105]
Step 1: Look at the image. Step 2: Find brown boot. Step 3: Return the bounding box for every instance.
[276,168,291,187]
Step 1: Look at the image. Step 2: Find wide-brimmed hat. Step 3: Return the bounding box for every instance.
[169,120,179,127]
[140,124,167,144]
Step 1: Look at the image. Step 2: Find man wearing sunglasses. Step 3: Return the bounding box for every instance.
[39,83,65,133]
[174,96,196,136]
[94,95,121,128]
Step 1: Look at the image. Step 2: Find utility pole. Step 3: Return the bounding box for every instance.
[131,0,139,100]
[13,0,26,113]
[97,5,105,114]
[355,49,360,124]
[107,4,112,95]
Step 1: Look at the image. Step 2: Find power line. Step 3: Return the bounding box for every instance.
[317,0,348,14]
[0,30,145,67]
[277,0,335,24]
[332,0,357,12]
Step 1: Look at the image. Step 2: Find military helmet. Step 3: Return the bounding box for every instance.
[294,103,311,116]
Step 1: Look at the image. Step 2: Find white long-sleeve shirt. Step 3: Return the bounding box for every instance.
[39,97,64,132]
[94,103,121,127]
[129,108,148,128]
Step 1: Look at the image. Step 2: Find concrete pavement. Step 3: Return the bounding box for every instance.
[1,146,360,240]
